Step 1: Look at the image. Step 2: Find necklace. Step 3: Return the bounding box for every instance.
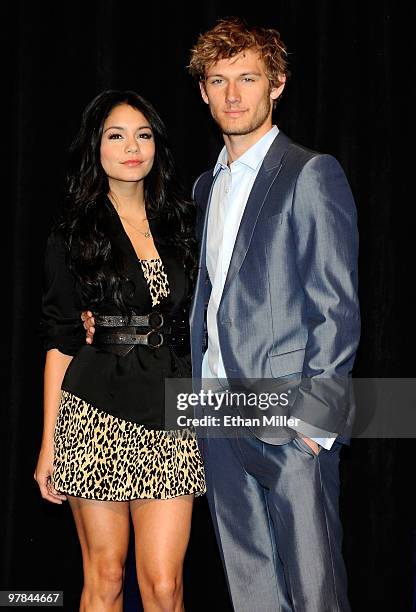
[120,216,151,239]
[107,192,151,238]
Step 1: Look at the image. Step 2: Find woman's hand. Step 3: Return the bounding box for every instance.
[34,445,67,504]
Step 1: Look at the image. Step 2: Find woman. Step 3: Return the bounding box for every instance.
[34,90,205,612]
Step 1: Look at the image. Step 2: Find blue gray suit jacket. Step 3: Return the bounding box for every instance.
[190,131,360,444]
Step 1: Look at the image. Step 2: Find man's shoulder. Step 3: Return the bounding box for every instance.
[271,133,345,183]
[274,131,322,166]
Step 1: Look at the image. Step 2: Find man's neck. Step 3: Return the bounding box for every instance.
[223,121,273,164]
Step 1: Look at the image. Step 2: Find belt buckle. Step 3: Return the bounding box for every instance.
[146,330,164,348]
[148,311,164,330]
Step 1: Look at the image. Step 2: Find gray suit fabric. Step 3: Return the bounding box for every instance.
[190,131,359,611]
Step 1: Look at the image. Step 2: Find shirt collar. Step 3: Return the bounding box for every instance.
[213,125,279,175]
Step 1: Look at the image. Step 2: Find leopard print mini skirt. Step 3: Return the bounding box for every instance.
[52,391,206,501]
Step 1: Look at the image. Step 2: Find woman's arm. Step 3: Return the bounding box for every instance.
[35,232,85,503]
[43,349,73,446]
[34,348,73,504]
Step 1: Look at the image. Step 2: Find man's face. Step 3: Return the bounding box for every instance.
[200,48,285,138]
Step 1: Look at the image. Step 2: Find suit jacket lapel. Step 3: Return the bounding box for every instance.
[190,169,219,326]
[220,131,292,303]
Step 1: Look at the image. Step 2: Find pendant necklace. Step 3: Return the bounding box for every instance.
[108,192,151,238]
[120,215,151,239]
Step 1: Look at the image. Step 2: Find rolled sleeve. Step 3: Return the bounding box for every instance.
[40,232,84,356]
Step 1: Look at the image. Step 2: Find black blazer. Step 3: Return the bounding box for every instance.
[40,201,192,428]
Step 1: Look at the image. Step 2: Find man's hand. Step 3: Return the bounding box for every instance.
[300,436,320,456]
[81,311,95,345]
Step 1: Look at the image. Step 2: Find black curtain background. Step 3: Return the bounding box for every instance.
[1,1,414,610]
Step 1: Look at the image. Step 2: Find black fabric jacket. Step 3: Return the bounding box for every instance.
[40,202,192,429]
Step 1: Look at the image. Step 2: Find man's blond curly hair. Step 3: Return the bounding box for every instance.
[188,17,289,88]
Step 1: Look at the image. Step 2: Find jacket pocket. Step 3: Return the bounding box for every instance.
[268,348,306,377]
[293,436,320,458]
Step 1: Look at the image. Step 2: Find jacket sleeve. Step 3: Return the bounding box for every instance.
[289,154,360,436]
[39,232,85,356]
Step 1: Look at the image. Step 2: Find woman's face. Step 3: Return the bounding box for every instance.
[100,103,155,186]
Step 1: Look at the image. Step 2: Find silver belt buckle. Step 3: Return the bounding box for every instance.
[145,329,164,348]
[147,311,164,330]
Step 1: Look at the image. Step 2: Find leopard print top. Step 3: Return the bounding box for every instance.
[139,258,170,306]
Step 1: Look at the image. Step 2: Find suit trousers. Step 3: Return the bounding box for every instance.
[201,429,351,612]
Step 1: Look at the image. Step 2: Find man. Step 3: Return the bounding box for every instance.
[186,17,359,612]
[84,17,359,611]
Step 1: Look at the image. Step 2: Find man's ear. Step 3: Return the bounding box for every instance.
[270,75,286,102]
[199,80,209,105]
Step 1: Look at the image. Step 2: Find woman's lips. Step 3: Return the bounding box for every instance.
[122,160,142,167]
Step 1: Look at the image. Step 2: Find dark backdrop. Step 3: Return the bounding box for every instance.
[1,1,414,611]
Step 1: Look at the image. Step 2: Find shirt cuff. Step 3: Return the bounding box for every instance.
[309,437,336,450]
[290,419,337,450]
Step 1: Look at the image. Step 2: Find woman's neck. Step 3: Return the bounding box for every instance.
[108,184,146,218]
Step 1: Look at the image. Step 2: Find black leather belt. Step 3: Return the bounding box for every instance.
[94,311,189,353]
[95,312,165,329]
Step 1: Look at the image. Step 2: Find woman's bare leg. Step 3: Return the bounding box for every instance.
[68,496,130,612]
[130,495,194,611]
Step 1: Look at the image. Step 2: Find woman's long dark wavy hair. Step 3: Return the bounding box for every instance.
[56,89,197,311]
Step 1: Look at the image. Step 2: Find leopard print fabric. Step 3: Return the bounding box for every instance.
[139,258,169,306]
[52,391,206,501]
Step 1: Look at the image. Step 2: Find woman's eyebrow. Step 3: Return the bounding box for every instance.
[103,124,152,133]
